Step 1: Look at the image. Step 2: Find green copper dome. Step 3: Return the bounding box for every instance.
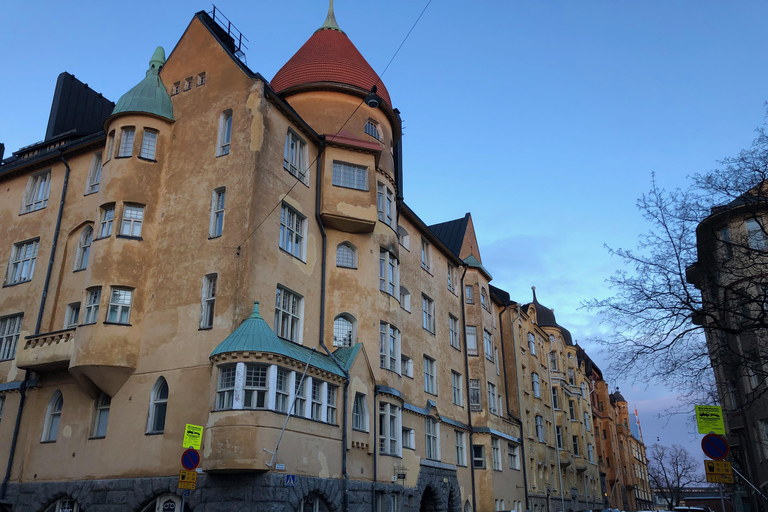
[210,302,345,377]
[111,46,174,122]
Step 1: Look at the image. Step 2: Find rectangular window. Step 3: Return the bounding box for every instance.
[284,130,307,182]
[84,288,101,324]
[275,286,303,343]
[465,285,474,304]
[200,274,217,329]
[92,393,111,438]
[527,333,536,354]
[552,387,559,409]
[379,402,400,455]
[87,153,102,194]
[492,438,502,471]
[588,443,594,463]
[332,161,367,190]
[447,264,457,293]
[279,204,306,260]
[293,374,306,416]
[106,131,115,160]
[469,379,481,412]
[276,368,289,413]
[0,314,23,361]
[549,351,558,370]
[120,204,144,237]
[353,393,368,431]
[209,188,225,238]
[118,127,135,157]
[452,371,463,406]
[484,330,493,361]
[217,366,236,410]
[425,417,439,460]
[535,415,544,442]
[568,368,575,385]
[311,379,323,420]
[65,303,80,329]
[584,411,591,431]
[403,427,415,449]
[422,294,435,333]
[401,355,413,378]
[22,170,51,213]
[172,82,180,95]
[746,218,767,249]
[327,384,337,424]
[424,356,437,395]
[139,129,158,160]
[472,445,485,469]
[107,288,133,324]
[99,205,114,238]
[218,110,233,156]
[420,238,431,271]
[455,430,466,466]
[379,250,398,295]
[466,326,478,356]
[572,435,580,456]
[449,315,460,349]
[184,77,193,91]
[488,382,498,415]
[7,239,39,284]
[556,426,563,449]
[508,443,520,469]
[379,322,400,372]
[377,183,394,226]
[197,72,206,86]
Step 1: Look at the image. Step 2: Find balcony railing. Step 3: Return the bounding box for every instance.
[16,328,75,371]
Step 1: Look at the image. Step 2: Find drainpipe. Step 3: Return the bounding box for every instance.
[547,336,565,512]
[312,137,351,512]
[372,386,379,512]
[510,304,530,511]
[459,265,478,512]
[1,153,71,500]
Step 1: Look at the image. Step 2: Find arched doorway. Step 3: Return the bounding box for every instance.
[420,486,439,512]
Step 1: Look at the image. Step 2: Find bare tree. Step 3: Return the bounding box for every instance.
[647,444,702,510]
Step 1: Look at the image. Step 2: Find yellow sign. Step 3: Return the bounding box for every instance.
[178,470,197,489]
[695,405,725,435]
[183,424,203,450]
[706,474,734,484]
[705,460,732,476]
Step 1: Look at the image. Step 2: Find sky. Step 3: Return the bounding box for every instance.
[3,0,768,470]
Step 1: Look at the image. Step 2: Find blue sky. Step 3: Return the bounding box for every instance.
[4,0,768,466]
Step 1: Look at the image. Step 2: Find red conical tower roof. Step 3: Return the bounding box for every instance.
[271,4,391,106]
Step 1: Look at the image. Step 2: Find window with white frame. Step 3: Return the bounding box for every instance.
[397,225,410,250]
[584,411,591,431]
[49,499,80,512]
[284,130,307,182]
[447,264,457,293]
[472,444,485,469]
[217,110,232,156]
[216,365,236,409]
[107,288,133,324]
[327,384,337,424]
[424,356,437,394]
[449,315,460,349]
[209,188,225,238]
[508,442,520,469]
[420,238,431,272]
[293,374,307,416]
[399,287,411,311]
[353,393,368,431]
[572,435,580,456]
[379,249,398,295]
[497,393,503,417]
[588,443,594,463]
[581,382,586,397]
[139,129,158,160]
[120,204,144,237]
[200,274,217,329]
[492,438,502,471]
[118,127,135,157]
[484,330,493,361]
[333,313,355,347]
[555,426,563,449]
[495,347,500,375]
[466,326,478,356]
[279,203,305,260]
[75,226,92,271]
[99,205,114,238]
[569,400,576,420]
[86,152,102,194]
[106,130,115,160]
[455,430,467,466]
[336,242,356,268]
[469,379,481,412]
[43,390,63,442]
[243,364,269,409]
[452,371,463,406]
[275,286,302,343]
[422,294,435,333]
[0,314,23,361]
[568,368,575,385]
[531,373,540,398]
[311,379,323,420]
[535,415,544,442]
[549,351,558,371]
[552,387,559,409]
[275,368,289,413]
[465,285,474,304]
[379,322,400,373]
[403,426,415,449]
[22,170,51,213]
[379,402,400,455]
[377,182,394,227]
[332,161,367,190]
[488,382,498,415]
[365,120,380,140]
[147,377,168,433]
[481,287,488,310]
[84,288,101,324]
[65,303,80,329]
[92,392,111,438]
[7,239,39,284]
[527,332,536,354]
[746,218,767,250]
[425,416,440,460]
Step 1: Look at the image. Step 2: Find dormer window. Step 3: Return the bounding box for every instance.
[364,120,380,140]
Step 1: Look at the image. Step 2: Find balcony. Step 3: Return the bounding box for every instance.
[559,450,573,467]
[16,329,75,371]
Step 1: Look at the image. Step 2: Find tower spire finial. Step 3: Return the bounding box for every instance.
[318,0,345,33]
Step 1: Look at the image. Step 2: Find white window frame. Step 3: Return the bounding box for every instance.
[588,443,594,463]
[556,426,563,449]
[139,129,158,160]
[397,225,410,250]
[379,249,399,296]
[75,226,92,271]
[147,377,168,434]
[484,330,494,361]
[481,288,488,310]
[469,379,481,412]
[120,204,144,237]
[64,303,80,329]
[377,182,394,227]
[353,393,368,431]
[275,367,290,413]
[311,378,323,420]
[86,152,102,194]
[399,287,411,312]
[424,356,437,395]
[425,416,440,461]
[379,402,401,456]
[336,242,357,268]
[401,355,413,378]
[42,390,63,442]
[118,127,135,157]
[200,274,217,329]
[472,444,485,469]
[549,351,558,371]
[92,392,111,438]
[379,322,401,373]
[275,286,303,343]
[422,294,435,333]
[22,170,51,213]
[466,326,478,356]
[447,264,457,293]
[217,110,233,156]
[492,438,502,471]
[532,373,540,398]
[332,161,367,190]
[284,129,308,183]
[452,371,463,406]
[552,387,559,409]
[527,332,536,354]
[535,415,544,442]
[0,314,23,361]
[449,315,460,349]
[488,382,498,415]
[403,426,415,449]
[279,203,306,260]
[106,287,133,324]
[209,188,225,238]
[99,205,114,238]
[420,238,431,272]
[216,365,236,410]
[84,288,101,324]
[106,130,115,160]
[508,442,520,469]
[365,120,381,140]
[465,285,474,304]
[327,384,337,424]
[455,430,467,466]
[7,238,39,284]
[333,313,355,347]
[584,411,591,431]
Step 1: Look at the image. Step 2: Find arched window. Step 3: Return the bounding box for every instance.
[75,226,93,271]
[45,498,80,512]
[139,495,180,512]
[397,225,409,250]
[399,286,411,312]
[333,314,356,347]
[42,390,63,442]
[464,501,472,512]
[92,392,111,438]
[147,377,168,434]
[336,242,356,268]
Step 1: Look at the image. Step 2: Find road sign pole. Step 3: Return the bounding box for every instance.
[730,466,768,502]
[719,483,725,512]
[181,492,185,512]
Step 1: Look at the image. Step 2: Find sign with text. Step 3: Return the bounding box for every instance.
[178,470,197,490]
[705,460,733,484]
[695,405,725,435]
[183,424,203,450]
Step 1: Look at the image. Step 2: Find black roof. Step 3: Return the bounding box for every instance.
[489,284,513,305]
[429,213,469,258]
[522,288,574,346]
[45,72,114,142]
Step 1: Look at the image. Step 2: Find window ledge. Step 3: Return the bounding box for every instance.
[379,453,402,459]
[84,191,98,196]
[420,459,456,471]
[73,268,86,273]
[137,156,157,163]
[116,235,143,241]
[337,265,357,270]
[423,328,435,336]
[93,236,110,242]
[208,234,222,240]
[351,427,369,434]
[2,280,31,288]
[89,436,106,440]
[279,247,306,263]
[104,322,132,327]
[19,207,47,216]
[216,152,230,158]
[199,326,213,331]
[77,322,96,328]
[332,183,369,192]
[115,155,132,160]
[40,440,57,444]
[145,431,164,436]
